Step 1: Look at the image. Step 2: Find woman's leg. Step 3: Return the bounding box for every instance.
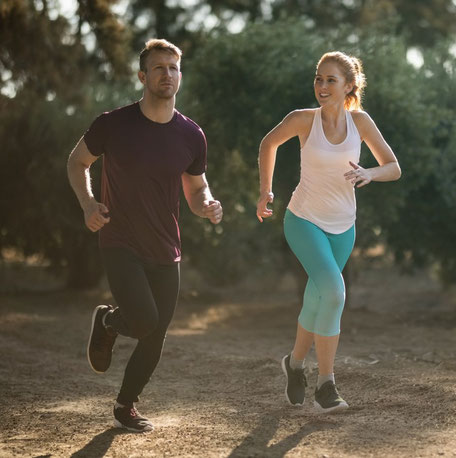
[284,210,346,336]
[314,334,339,375]
[284,210,354,410]
[313,226,354,375]
[283,210,342,405]
[292,323,314,361]
[313,226,355,336]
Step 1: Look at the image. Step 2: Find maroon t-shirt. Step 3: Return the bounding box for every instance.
[84,102,207,263]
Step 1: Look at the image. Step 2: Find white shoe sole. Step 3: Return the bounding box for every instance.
[87,305,106,374]
[313,400,349,414]
[281,356,305,406]
[114,419,154,433]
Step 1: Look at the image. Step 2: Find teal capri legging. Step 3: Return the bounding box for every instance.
[283,209,355,337]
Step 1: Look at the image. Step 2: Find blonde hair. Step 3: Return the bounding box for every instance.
[139,39,182,72]
[317,51,366,111]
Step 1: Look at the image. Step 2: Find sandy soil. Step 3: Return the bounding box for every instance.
[1,263,456,458]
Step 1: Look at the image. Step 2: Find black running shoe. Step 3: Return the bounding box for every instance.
[87,304,117,373]
[314,380,349,413]
[281,354,307,406]
[114,404,154,433]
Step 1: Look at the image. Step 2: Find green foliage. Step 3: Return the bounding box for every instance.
[179,21,325,284]
[381,43,456,284]
[179,19,456,285]
[0,1,135,288]
[2,1,456,289]
[270,0,456,49]
[77,0,132,76]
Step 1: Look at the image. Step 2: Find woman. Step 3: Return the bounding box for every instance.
[256,51,401,413]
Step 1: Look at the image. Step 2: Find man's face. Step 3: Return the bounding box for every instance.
[139,51,181,99]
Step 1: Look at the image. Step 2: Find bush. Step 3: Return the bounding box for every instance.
[179,19,456,285]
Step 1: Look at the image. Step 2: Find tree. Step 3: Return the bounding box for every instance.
[380,42,456,284]
[179,19,456,286]
[2,1,455,290]
[0,0,133,288]
[271,0,456,49]
[124,0,263,58]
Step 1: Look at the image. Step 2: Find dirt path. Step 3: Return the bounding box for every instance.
[1,265,456,457]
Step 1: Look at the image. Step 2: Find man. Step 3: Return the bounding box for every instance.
[67,39,223,433]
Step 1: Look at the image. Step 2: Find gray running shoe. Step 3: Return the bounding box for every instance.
[314,380,349,413]
[114,404,154,433]
[87,304,117,373]
[281,354,307,406]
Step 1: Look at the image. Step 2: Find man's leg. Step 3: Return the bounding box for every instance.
[112,261,179,433]
[87,247,161,374]
[116,261,180,405]
[102,247,162,339]
[91,247,178,432]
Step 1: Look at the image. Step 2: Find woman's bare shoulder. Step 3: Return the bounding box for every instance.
[286,108,316,126]
[291,108,317,118]
[351,110,373,124]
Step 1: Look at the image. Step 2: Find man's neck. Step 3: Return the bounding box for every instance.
[139,96,175,124]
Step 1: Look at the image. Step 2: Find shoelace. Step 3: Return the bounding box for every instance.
[320,382,341,400]
[293,369,307,386]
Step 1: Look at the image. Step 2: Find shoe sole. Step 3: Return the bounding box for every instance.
[114,419,154,433]
[87,305,107,374]
[281,356,305,407]
[313,400,349,414]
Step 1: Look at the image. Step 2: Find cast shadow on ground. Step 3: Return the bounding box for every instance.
[70,428,128,458]
[228,409,337,458]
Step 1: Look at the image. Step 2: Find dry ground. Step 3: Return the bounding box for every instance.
[1,263,456,458]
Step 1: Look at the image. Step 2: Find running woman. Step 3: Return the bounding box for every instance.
[256,51,401,413]
[67,39,222,432]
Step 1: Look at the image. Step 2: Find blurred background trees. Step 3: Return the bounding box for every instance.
[1,0,455,289]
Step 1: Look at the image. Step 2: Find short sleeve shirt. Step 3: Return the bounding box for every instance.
[84,102,207,263]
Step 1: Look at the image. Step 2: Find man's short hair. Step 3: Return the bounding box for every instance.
[139,39,182,72]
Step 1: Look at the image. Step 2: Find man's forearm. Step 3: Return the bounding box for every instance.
[67,161,96,211]
[187,185,213,218]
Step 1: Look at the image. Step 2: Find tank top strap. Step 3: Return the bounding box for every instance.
[305,108,321,144]
[346,110,361,141]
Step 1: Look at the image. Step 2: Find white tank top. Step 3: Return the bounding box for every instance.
[287,107,361,234]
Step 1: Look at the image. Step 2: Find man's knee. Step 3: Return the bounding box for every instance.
[128,310,159,339]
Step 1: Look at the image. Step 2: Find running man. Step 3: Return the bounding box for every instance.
[67,39,222,432]
[257,51,401,413]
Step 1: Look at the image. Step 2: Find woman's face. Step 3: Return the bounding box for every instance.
[314,61,352,108]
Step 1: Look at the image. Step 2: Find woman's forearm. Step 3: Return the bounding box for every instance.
[368,161,401,182]
[258,140,278,193]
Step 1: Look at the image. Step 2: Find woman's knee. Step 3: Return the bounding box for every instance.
[320,280,345,312]
[318,273,345,310]
[310,281,345,336]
